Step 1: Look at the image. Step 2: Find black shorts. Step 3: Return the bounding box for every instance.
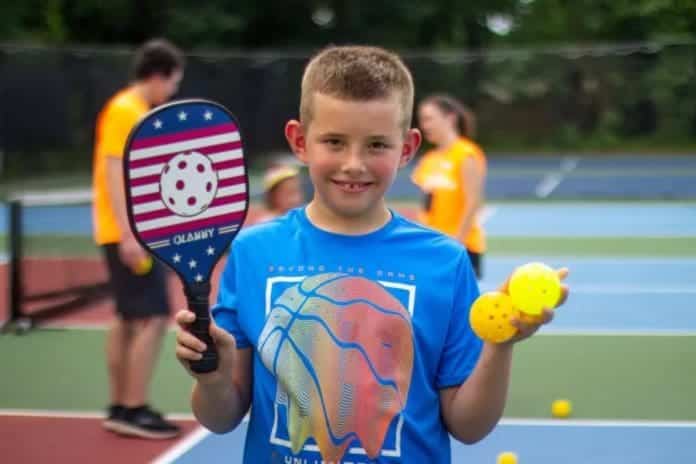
[467,250,483,279]
[102,244,170,320]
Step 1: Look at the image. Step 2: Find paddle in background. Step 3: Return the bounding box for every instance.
[123,99,248,373]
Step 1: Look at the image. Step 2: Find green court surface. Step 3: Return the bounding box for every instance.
[1,330,695,421]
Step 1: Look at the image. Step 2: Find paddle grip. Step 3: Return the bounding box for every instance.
[185,282,218,373]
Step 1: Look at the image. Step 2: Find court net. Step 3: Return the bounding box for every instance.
[1,189,109,331]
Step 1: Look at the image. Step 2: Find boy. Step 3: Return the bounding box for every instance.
[93,38,184,439]
[175,45,568,462]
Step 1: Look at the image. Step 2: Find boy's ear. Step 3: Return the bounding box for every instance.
[399,128,422,168]
[285,120,308,164]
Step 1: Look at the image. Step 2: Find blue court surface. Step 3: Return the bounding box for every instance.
[157,419,696,464]
[1,201,694,238]
[480,256,696,334]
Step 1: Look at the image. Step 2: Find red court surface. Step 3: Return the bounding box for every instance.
[0,414,199,463]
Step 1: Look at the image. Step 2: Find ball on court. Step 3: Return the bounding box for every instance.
[551,399,572,418]
[160,151,218,217]
[497,451,518,464]
[508,262,561,316]
[469,291,519,343]
[133,256,153,275]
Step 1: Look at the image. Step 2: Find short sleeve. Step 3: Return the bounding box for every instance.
[436,253,483,388]
[100,103,140,159]
[212,250,251,349]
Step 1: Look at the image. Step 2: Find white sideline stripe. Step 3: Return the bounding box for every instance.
[3,409,693,429]
[535,156,579,198]
[541,329,696,337]
[0,409,195,420]
[500,417,696,428]
[129,149,243,179]
[480,206,497,225]
[29,323,696,337]
[130,132,240,160]
[133,184,247,214]
[151,426,211,464]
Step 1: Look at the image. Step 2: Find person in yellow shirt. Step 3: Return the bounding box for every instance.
[93,38,184,439]
[412,94,487,278]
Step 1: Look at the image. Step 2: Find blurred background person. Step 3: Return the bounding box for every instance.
[92,38,184,439]
[411,94,487,278]
[255,162,305,222]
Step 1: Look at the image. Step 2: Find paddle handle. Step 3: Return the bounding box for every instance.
[185,282,218,373]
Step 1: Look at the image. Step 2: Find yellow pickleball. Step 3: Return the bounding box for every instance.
[508,262,561,316]
[497,451,518,464]
[469,291,520,343]
[551,399,572,418]
[133,255,153,275]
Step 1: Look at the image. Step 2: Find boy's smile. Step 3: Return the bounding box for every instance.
[286,92,420,233]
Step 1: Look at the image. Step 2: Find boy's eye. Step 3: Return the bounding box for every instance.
[369,141,390,151]
[323,138,343,147]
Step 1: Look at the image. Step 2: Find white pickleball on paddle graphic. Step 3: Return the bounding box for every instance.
[160,151,218,217]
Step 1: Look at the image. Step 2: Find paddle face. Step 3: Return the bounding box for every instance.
[124,99,248,284]
[123,99,248,372]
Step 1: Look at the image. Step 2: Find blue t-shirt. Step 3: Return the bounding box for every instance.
[213,207,482,464]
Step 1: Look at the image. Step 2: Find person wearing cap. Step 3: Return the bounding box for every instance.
[256,164,305,222]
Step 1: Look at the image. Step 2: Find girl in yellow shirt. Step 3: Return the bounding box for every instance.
[412,94,487,278]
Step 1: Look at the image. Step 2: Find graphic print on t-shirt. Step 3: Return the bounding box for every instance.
[258,273,415,462]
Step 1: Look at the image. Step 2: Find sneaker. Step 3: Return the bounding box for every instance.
[102,404,126,432]
[111,405,181,439]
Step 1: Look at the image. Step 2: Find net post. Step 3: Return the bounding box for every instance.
[8,200,24,324]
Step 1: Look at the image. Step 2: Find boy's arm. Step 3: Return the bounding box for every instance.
[439,342,513,444]
[191,344,253,433]
[440,268,568,444]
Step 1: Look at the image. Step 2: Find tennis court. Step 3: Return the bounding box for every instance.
[1,156,695,463]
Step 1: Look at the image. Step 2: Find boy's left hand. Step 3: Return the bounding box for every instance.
[500,267,570,344]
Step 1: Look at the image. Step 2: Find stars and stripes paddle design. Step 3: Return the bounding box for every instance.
[124,99,249,373]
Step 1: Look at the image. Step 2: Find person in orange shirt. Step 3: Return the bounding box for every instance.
[92,39,184,439]
[412,94,487,278]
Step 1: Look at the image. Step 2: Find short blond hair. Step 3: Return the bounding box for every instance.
[300,45,415,131]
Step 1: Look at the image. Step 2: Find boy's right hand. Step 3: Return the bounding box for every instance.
[175,309,236,385]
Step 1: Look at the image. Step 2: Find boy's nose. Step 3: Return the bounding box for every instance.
[341,149,366,174]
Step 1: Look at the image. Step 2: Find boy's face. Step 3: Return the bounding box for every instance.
[286,92,420,220]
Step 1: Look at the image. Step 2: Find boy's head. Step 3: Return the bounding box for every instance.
[132,38,185,106]
[286,45,421,223]
[299,45,414,132]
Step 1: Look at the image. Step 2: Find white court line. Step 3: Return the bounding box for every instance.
[151,426,211,464]
[481,283,696,294]
[501,417,696,428]
[480,206,498,225]
[541,329,696,337]
[535,156,580,198]
[0,408,195,420]
[39,324,696,337]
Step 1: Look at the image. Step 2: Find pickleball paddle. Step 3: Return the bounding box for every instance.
[123,99,249,373]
